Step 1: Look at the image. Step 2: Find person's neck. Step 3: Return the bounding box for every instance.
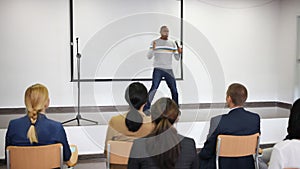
[229,105,242,109]
[39,108,46,114]
[137,108,146,117]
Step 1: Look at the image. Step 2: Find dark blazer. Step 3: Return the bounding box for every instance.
[128,135,199,169]
[5,114,71,161]
[198,107,260,169]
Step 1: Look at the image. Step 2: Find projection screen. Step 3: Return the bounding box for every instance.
[70,0,183,81]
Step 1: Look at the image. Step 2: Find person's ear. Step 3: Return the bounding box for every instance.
[226,95,230,103]
[226,95,233,107]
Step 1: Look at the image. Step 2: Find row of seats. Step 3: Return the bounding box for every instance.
[4,82,300,169]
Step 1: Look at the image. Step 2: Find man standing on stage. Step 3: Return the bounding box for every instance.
[144,25,182,112]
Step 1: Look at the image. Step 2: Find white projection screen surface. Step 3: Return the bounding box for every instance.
[70,0,183,81]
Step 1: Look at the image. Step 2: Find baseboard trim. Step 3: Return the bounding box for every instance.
[0,101,292,115]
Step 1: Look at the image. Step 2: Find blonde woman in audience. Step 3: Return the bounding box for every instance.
[128,98,199,169]
[268,98,300,169]
[5,83,71,161]
[105,82,154,169]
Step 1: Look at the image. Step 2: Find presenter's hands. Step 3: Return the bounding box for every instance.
[152,41,156,50]
[175,41,182,54]
[177,47,182,54]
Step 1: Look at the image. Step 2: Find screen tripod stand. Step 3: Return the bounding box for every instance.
[62,37,98,126]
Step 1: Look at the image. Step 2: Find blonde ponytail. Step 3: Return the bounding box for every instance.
[27,125,38,144]
[26,109,38,144]
[24,84,49,144]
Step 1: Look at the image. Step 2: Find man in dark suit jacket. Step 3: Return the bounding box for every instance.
[199,83,260,169]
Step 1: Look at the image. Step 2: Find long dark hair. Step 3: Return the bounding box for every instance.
[124,82,148,132]
[146,98,181,169]
[286,98,300,139]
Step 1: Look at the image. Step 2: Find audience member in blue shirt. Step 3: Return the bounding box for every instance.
[5,83,71,161]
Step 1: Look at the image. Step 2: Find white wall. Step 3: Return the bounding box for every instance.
[277,0,300,103]
[0,0,299,108]
[185,0,280,101]
[0,0,74,107]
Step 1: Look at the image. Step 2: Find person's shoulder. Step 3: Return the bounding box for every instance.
[179,135,195,145]
[41,115,63,128]
[273,140,288,150]
[9,115,28,125]
[109,113,126,125]
[243,109,260,118]
[271,140,292,157]
[230,107,260,117]
[111,113,126,120]
[10,115,27,122]
[178,135,197,154]
[183,136,195,143]
[209,114,223,128]
[274,139,300,150]
[153,38,161,42]
[211,114,223,121]
[108,113,128,132]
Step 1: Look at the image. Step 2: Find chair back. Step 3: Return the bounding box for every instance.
[6,143,63,169]
[216,133,260,169]
[106,141,133,169]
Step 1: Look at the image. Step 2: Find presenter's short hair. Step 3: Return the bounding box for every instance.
[160,25,168,32]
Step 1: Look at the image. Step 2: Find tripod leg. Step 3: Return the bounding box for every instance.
[77,117,80,126]
[80,117,98,125]
[62,118,78,125]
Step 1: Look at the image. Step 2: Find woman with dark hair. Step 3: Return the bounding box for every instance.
[268,98,300,169]
[105,82,154,168]
[128,97,198,169]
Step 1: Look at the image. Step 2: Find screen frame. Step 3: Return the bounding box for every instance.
[69,0,184,82]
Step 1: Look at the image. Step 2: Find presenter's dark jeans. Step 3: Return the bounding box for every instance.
[144,68,178,112]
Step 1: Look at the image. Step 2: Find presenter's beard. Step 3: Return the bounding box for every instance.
[160,35,168,40]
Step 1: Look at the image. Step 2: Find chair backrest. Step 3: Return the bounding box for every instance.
[216,133,260,169]
[106,140,133,169]
[6,143,63,169]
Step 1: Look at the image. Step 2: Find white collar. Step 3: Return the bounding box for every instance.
[229,106,243,111]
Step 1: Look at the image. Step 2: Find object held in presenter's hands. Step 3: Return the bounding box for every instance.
[175,41,182,54]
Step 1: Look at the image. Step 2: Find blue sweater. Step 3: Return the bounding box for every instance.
[5,114,71,161]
